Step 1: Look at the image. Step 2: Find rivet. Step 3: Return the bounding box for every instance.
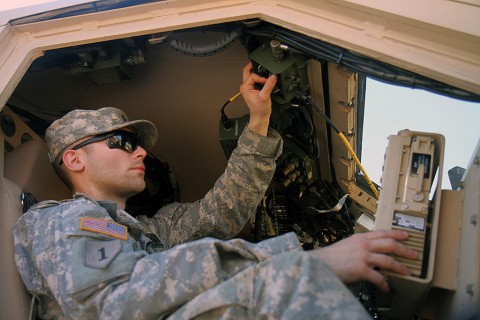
[471,214,478,226]
[466,284,474,296]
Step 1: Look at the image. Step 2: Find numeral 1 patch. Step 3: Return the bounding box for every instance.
[84,239,121,269]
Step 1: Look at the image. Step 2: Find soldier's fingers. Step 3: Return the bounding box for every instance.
[364,267,390,293]
[241,73,267,92]
[258,74,277,100]
[367,253,412,277]
[242,62,254,83]
[364,229,409,241]
[366,237,419,260]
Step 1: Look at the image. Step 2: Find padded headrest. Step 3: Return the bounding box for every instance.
[0,177,31,320]
[4,139,71,201]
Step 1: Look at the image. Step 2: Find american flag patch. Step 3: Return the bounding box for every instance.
[80,217,128,240]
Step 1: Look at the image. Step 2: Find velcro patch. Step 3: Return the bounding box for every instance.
[80,217,128,240]
[84,239,121,269]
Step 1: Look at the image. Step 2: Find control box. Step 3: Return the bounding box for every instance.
[374,129,445,318]
[219,115,249,159]
[249,40,309,104]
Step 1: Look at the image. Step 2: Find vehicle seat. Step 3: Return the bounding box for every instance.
[0,177,30,320]
[4,139,71,202]
[0,139,71,320]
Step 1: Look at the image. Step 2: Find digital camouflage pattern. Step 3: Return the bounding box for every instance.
[14,127,370,319]
[45,107,158,164]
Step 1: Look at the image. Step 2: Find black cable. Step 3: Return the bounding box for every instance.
[220,92,241,129]
[169,27,241,57]
[220,100,233,129]
[244,25,480,102]
[290,86,341,134]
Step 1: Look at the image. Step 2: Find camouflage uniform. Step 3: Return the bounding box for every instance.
[13,108,370,319]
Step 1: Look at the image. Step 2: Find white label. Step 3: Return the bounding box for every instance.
[357,213,375,232]
[393,212,425,231]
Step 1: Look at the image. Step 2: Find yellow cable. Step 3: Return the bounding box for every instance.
[337,132,379,199]
[230,92,241,102]
[227,90,379,199]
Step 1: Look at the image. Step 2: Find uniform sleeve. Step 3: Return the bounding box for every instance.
[103,233,302,320]
[145,127,283,249]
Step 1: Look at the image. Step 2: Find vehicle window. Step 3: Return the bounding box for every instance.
[361,78,480,190]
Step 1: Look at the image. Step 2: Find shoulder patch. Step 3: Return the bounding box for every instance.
[84,239,121,269]
[80,217,128,240]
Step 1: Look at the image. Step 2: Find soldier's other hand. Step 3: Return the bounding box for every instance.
[312,229,419,293]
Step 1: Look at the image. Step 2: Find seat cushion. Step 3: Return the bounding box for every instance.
[4,139,70,201]
[0,177,31,320]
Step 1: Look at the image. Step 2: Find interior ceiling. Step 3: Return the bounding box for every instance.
[6,31,254,202]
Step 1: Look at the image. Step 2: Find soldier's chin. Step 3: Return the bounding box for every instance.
[134,184,147,195]
[126,182,146,198]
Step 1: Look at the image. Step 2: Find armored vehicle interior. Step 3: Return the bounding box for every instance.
[0,1,479,319]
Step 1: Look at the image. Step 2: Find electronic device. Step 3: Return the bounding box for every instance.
[248,40,309,104]
[219,115,249,159]
[374,129,445,319]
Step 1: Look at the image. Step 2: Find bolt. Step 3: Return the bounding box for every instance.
[412,193,424,202]
[471,214,478,226]
[466,284,474,296]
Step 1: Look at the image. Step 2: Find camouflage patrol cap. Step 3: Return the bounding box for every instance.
[46,107,158,164]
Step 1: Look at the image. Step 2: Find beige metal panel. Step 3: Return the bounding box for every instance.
[307,60,377,212]
[327,63,375,208]
[450,0,480,6]
[262,0,480,94]
[0,23,44,111]
[0,105,42,179]
[422,141,480,318]
[306,60,331,183]
[342,0,480,36]
[0,0,96,25]
[328,62,355,183]
[347,182,377,213]
[0,106,42,147]
[442,139,480,317]
[432,190,463,291]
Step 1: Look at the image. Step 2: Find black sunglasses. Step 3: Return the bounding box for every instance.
[59,130,142,165]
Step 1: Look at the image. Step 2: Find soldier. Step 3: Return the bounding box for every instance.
[13,63,418,319]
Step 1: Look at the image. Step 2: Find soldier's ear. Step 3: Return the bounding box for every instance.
[62,150,85,172]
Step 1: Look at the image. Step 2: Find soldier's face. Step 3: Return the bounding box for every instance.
[81,137,148,200]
